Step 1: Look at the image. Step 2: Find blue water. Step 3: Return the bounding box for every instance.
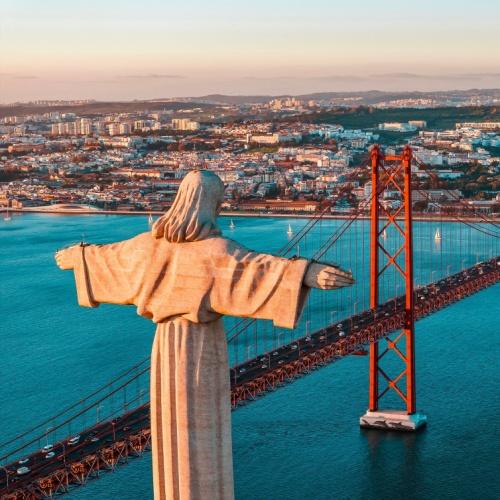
[1,213,499,499]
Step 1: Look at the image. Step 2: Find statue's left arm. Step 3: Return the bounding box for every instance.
[209,244,353,329]
[55,233,150,307]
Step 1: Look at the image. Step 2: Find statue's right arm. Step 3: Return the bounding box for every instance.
[303,262,354,290]
[55,232,150,271]
[55,245,79,270]
[54,233,152,308]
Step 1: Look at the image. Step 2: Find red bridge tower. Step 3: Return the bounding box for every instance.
[360,145,427,431]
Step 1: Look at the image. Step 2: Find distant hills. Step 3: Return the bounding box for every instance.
[1,89,499,118]
[189,89,500,105]
[0,100,215,119]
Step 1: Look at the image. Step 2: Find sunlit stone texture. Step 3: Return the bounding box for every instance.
[56,170,353,500]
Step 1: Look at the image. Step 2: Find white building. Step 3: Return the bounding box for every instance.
[456,122,500,131]
[413,150,444,166]
[51,118,92,136]
[171,119,200,131]
[251,133,302,144]
[119,123,132,135]
[107,123,121,136]
[408,120,427,128]
[378,122,417,132]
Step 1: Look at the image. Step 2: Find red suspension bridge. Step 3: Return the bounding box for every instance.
[1,146,499,499]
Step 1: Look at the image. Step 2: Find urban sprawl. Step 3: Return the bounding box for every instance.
[1,95,499,216]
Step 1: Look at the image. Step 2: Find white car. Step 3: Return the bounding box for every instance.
[68,435,80,446]
[45,452,55,459]
[42,444,53,452]
[18,458,29,465]
[17,467,30,475]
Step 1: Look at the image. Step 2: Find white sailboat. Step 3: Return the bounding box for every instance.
[382,229,387,239]
[229,219,235,230]
[287,223,293,237]
[148,213,154,226]
[434,228,442,241]
[3,209,11,221]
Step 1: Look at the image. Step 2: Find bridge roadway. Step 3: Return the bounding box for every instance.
[1,405,151,498]
[230,258,499,405]
[1,258,498,499]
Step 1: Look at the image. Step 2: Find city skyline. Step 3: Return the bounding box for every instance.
[1,0,500,102]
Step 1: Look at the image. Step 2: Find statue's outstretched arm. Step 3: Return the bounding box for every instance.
[55,234,150,308]
[303,262,354,290]
[209,243,355,329]
[55,245,79,270]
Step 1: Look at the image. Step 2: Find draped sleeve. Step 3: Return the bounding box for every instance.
[208,242,310,329]
[71,233,151,308]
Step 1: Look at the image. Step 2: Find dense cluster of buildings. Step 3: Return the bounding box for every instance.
[0,111,201,138]
[1,103,498,215]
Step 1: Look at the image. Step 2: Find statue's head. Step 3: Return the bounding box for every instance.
[152,170,225,243]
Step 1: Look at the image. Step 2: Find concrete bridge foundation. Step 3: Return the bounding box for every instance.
[360,410,427,431]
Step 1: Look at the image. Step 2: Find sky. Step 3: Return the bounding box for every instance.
[1,0,500,102]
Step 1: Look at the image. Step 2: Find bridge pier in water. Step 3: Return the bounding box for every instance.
[360,410,427,431]
[360,145,427,432]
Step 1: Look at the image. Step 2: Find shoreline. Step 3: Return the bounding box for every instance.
[1,207,497,223]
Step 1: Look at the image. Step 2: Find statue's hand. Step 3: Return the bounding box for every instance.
[55,246,77,270]
[304,262,354,290]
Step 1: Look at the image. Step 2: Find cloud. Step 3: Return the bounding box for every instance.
[0,72,38,80]
[35,74,186,84]
[242,76,296,81]
[460,72,500,78]
[242,74,366,82]
[372,72,427,79]
[77,79,121,84]
[310,74,366,81]
[117,73,185,80]
[370,72,500,81]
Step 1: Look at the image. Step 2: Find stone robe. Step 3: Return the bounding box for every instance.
[69,231,309,500]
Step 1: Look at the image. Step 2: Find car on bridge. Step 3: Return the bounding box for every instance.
[68,435,80,446]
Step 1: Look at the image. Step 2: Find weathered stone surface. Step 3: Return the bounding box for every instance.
[56,170,353,500]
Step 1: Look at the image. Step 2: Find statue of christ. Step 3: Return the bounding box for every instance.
[55,170,354,500]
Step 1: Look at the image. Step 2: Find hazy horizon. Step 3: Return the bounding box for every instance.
[2,0,500,102]
[3,87,500,105]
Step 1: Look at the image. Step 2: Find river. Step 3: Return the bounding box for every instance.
[1,213,498,499]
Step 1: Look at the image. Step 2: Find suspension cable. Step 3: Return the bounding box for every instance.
[0,366,150,463]
[0,357,150,453]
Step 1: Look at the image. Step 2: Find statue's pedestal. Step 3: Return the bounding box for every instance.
[360,410,427,431]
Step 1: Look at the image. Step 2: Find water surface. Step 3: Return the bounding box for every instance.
[0,213,498,499]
